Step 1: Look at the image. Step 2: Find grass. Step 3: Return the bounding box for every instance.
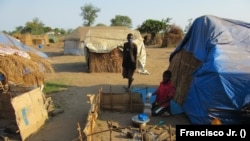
[43,81,68,94]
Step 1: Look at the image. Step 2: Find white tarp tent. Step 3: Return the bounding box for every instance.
[63,26,128,56]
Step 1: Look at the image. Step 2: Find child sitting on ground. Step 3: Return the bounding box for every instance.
[151,70,175,116]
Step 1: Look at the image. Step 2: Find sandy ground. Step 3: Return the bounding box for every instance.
[23,43,191,141]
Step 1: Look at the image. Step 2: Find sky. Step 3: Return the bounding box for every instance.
[1,0,250,32]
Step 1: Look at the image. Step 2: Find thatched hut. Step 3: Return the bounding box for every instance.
[0,32,54,140]
[161,25,183,47]
[13,33,50,46]
[0,32,53,92]
[13,33,33,46]
[31,34,50,46]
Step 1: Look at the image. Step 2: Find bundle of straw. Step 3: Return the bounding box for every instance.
[0,51,54,87]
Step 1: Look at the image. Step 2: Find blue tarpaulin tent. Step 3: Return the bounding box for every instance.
[169,15,250,124]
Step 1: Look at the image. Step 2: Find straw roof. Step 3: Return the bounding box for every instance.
[0,46,54,87]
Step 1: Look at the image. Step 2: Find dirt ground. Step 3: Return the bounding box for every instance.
[22,43,191,141]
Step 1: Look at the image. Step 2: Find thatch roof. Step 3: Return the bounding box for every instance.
[0,50,54,87]
[0,33,54,87]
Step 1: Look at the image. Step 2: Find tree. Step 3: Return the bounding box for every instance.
[58,28,66,35]
[80,3,100,26]
[54,28,61,34]
[110,15,132,28]
[9,18,70,35]
[137,18,171,42]
[21,17,45,35]
[44,26,53,33]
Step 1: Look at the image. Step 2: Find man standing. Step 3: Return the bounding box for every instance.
[122,33,138,92]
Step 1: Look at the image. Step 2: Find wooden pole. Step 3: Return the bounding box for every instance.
[77,122,83,141]
[110,85,113,111]
[110,122,112,141]
[169,124,172,141]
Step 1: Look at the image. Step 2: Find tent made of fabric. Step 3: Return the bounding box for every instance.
[168,15,250,124]
[63,26,128,55]
[84,28,149,73]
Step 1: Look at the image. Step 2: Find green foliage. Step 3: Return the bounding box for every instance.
[59,28,66,35]
[137,18,172,42]
[137,18,171,35]
[21,17,45,35]
[44,26,53,33]
[110,15,132,28]
[80,3,100,26]
[43,82,68,94]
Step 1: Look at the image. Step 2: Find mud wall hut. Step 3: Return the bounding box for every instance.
[13,33,49,46]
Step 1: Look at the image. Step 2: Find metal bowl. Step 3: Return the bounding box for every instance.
[131,115,150,128]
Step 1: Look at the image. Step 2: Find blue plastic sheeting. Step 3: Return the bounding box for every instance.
[0,32,48,58]
[170,100,183,115]
[132,87,184,115]
[170,15,250,124]
[132,87,156,103]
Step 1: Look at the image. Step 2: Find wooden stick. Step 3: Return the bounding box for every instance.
[99,87,103,112]
[110,85,113,111]
[169,124,172,141]
[109,122,112,141]
[77,122,83,141]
